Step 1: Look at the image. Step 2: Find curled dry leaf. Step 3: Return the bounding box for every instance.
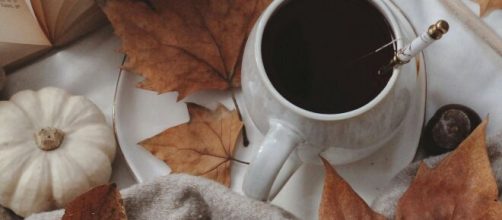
[62,184,127,220]
[102,0,272,99]
[396,119,502,219]
[319,119,502,219]
[477,0,502,16]
[319,157,385,220]
[140,103,243,187]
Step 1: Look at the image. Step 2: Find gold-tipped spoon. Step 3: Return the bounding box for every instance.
[379,20,449,74]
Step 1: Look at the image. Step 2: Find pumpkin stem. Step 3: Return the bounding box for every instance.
[36,128,65,151]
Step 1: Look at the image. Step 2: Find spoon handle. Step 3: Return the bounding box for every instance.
[379,20,449,74]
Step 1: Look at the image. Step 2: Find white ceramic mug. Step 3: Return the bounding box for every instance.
[241,0,417,200]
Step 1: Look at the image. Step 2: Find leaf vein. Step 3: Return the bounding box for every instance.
[199,160,228,176]
[193,1,230,81]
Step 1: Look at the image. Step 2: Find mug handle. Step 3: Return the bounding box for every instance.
[243,119,303,200]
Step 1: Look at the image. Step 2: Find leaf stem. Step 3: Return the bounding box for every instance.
[231,158,250,165]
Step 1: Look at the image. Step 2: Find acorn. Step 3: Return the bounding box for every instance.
[423,104,481,155]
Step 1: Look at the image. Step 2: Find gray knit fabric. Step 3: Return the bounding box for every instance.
[3,136,500,220]
[371,135,502,219]
[24,174,297,220]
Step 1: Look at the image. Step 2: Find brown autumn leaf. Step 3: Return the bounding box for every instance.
[102,0,272,99]
[319,157,386,220]
[477,0,502,16]
[139,103,243,187]
[396,119,502,219]
[62,184,127,220]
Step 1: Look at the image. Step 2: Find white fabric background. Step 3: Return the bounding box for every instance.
[393,0,502,136]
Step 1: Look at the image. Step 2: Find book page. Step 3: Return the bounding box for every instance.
[41,0,65,40]
[54,5,106,46]
[0,0,50,45]
[0,42,49,67]
[30,0,49,36]
[53,0,86,39]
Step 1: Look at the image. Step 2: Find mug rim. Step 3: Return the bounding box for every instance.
[254,0,404,121]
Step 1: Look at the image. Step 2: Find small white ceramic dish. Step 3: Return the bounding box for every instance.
[114,1,427,218]
[113,55,425,220]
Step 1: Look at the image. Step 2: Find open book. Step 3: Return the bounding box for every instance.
[0,0,107,70]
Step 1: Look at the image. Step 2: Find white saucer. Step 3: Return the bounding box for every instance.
[114,49,426,219]
[114,1,427,217]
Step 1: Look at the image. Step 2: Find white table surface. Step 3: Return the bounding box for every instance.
[2,0,501,206]
[394,0,502,138]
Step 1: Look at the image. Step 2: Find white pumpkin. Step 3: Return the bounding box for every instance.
[0,87,116,217]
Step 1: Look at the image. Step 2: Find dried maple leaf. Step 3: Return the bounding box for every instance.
[319,157,386,220]
[139,103,243,187]
[477,0,502,16]
[102,0,272,99]
[396,119,502,219]
[62,184,127,220]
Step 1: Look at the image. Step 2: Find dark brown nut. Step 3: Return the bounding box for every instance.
[424,104,481,155]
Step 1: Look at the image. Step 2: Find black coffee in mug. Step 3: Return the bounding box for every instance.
[261,0,395,114]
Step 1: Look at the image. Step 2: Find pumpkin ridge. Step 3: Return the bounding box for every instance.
[51,151,92,207]
[60,113,108,135]
[51,97,71,129]
[0,138,32,151]
[8,99,39,130]
[0,156,26,199]
[37,88,71,128]
[65,153,94,187]
[64,125,116,160]
[57,96,105,130]
[14,154,53,214]
[64,150,105,187]
[42,154,56,211]
[64,137,115,156]
[46,152,66,208]
[0,146,34,173]
[1,150,36,214]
